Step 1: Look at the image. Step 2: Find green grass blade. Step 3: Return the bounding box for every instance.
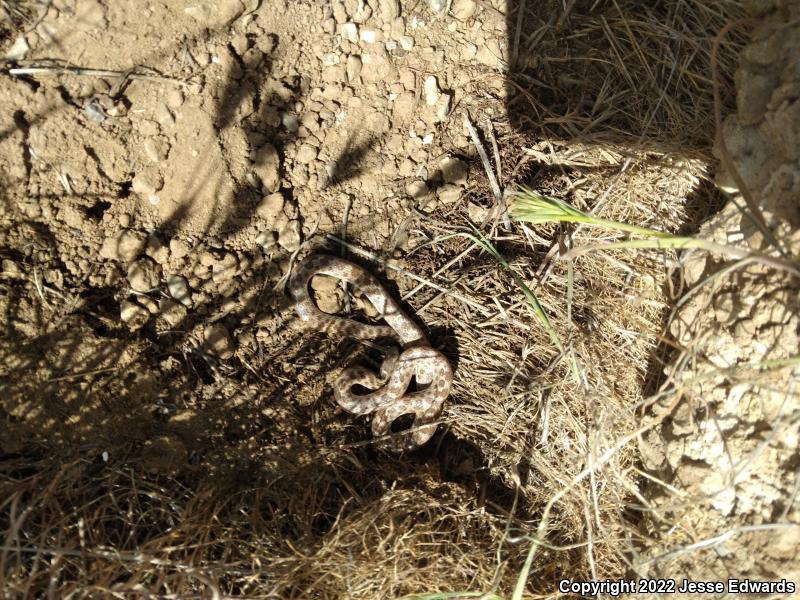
[510,187,800,277]
[456,227,564,355]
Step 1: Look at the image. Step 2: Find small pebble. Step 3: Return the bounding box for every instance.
[437,183,462,203]
[256,192,286,224]
[256,230,277,250]
[391,16,405,39]
[352,0,372,22]
[436,93,452,121]
[278,219,303,251]
[282,113,299,132]
[120,299,149,330]
[211,253,239,283]
[440,156,469,185]
[203,323,235,359]
[378,0,400,22]
[253,143,281,192]
[100,229,147,263]
[424,75,441,105]
[167,274,192,306]
[451,0,478,20]
[405,180,429,199]
[159,299,187,328]
[296,144,319,164]
[169,238,191,259]
[127,258,161,292]
[467,201,489,222]
[346,55,363,83]
[360,28,379,44]
[342,22,359,43]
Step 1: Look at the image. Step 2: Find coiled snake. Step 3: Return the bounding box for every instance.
[290,255,452,451]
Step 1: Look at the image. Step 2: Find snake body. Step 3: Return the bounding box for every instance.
[290,255,452,451]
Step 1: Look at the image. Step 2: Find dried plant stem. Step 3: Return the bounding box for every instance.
[7,63,194,87]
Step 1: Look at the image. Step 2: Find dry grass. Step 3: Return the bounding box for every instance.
[1,455,527,598]
[508,0,745,149]
[0,0,767,598]
[0,0,47,52]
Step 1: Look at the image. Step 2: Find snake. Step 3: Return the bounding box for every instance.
[289,254,452,451]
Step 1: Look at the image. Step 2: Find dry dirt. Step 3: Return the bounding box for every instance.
[1,0,798,598]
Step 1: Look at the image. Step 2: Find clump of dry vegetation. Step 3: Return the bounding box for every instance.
[7,0,790,598]
[0,0,46,53]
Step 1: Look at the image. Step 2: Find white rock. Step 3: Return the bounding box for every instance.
[427,0,447,14]
[424,75,441,105]
[278,219,303,251]
[341,22,359,43]
[5,36,29,61]
[346,55,363,83]
[120,299,149,330]
[451,0,478,20]
[167,275,192,306]
[399,35,414,51]
[281,113,299,133]
[360,28,379,44]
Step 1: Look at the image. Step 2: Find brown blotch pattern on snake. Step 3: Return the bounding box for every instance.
[289,255,452,451]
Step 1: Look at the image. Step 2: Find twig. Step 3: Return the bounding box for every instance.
[463,112,503,205]
[326,234,493,315]
[636,524,800,567]
[486,117,502,190]
[401,243,477,302]
[47,367,119,382]
[337,419,445,450]
[511,0,526,66]
[7,63,196,87]
[340,195,353,313]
